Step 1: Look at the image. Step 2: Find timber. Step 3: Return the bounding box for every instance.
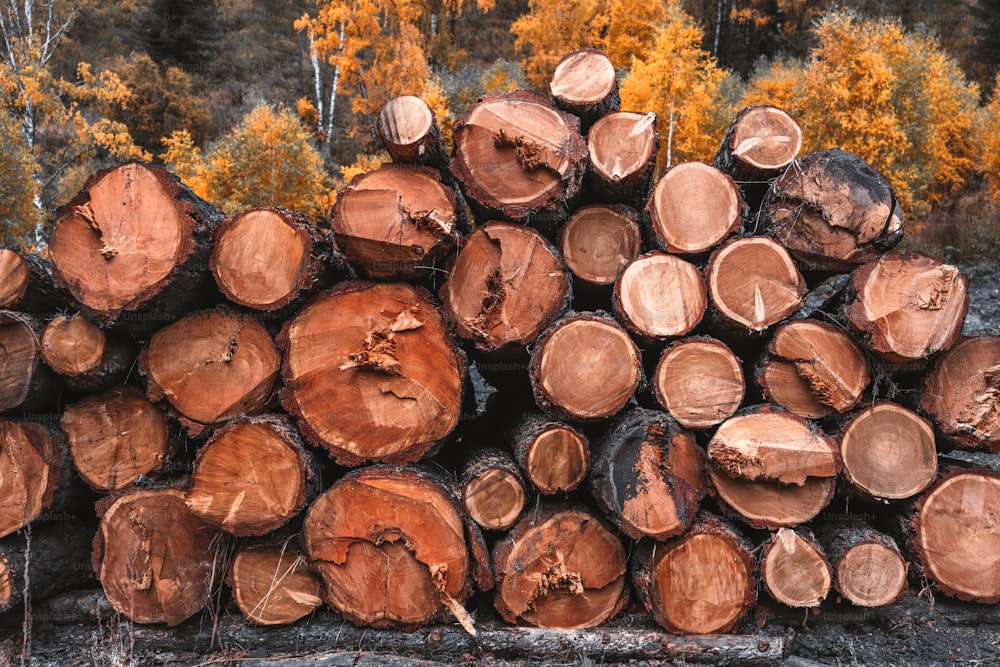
[40,313,137,392]
[709,468,836,530]
[818,523,908,608]
[646,161,743,255]
[549,49,619,131]
[586,112,658,205]
[559,204,643,288]
[460,447,527,531]
[760,527,831,608]
[921,335,1000,451]
[612,251,707,340]
[511,413,590,494]
[0,310,59,413]
[653,337,745,429]
[227,539,323,625]
[378,95,451,171]
[0,420,63,539]
[0,247,67,313]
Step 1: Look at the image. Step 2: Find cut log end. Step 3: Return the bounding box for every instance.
[463,468,526,531]
[229,541,323,625]
[0,420,61,539]
[549,49,616,105]
[560,205,642,286]
[654,338,745,429]
[379,95,434,146]
[723,105,802,176]
[921,335,1000,451]
[761,528,831,608]
[709,468,835,529]
[523,425,589,494]
[0,248,29,307]
[41,313,106,376]
[614,252,707,339]
[647,162,743,254]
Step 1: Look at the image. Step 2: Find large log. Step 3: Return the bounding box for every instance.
[491,503,628,628]
[49,161,223,330]
[646,162,743,255]
[0,420,64,539]
[40,313,137,393]
[279,281,466,466]
[0,310,59,414]
[451,91,588,226]
[585,112,658,205]
[378,95,451,171]
[548,49,619,131]
[510,413,590,494]
[227,539,323,626]
[921,335,1000,451]
[818,523,908,608]
[759,527,831,608]
[612,251,707,341]
[652,337,745,429]
[139,307,281,436]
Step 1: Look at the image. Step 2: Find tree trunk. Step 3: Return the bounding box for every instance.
[549,49,619,132]
[612,251,707,341]
[652,337,745,429]
[709,467,836,530]
[139,307,281,437]
[451,91,588,226]
[0,420,64,539]
[818,522,908,608]
[377,95,451,172]
[59,386,171,493]
[759,527,831,608]
[589,407,706,540]
[279,281,466,467]
[757,318,870,419]
[844,250,968,364]
[528,312,642,422]
[839,402,937,501]
[646,161,743,255]
[210,206,344,313]
[631,512,757,634]
[558,204,643,294]
[0,310,60,414]
[585,112,658,206]
[705,237,806,334]
[40,313,137,393]
[510,412,590,494]
[491,503,628,629]
[763,148,904,272]
[303,465,483,632]
[921,335,1000,451]
[460,447,527,532]
[439,221,571,354]
[185,414,316,536]
[0,247,68,314]
[49,160,223,331]
[0,519,96,613]
[93,487,222,626]
[332,164,461,281]
[227,539,323,626]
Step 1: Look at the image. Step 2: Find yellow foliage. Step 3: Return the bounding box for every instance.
[421,76,454,150]
[0,110,40,244]
[511,0,607,91]
[602,0,667,69]
[983,76,1000,200]
[339,151,390,184]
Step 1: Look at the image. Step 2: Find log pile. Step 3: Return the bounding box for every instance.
[2,47,999,655]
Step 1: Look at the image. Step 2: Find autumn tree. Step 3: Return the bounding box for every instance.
[0,109,39,244]
[983,74,1000,200]
[510,0,606,90]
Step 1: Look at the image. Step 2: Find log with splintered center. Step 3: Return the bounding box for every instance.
[511,413,590,494]
[140,308,281,436]
[227,540,323,626]
[646,162,743,255]
[559,204,643,289]
[0,420,63,539]
[378,95,451,170]
[760,527,831,608]
[304,466,484,631]
[653,337,745,429]
[613,251,707,340]
[549,49,619,131]
[93,487,221,625]
[818,523,908,608]
[586,112,658,205]
[280,281,465,466]
[492,504,628,628]
[41,313,137,393]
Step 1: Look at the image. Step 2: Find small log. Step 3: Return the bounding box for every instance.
[844,250,968,363]
[492,503,628,628]
[707,406,839,486]
[759,527,831,608]
[210,207,340,313]
[0,247,68,313]
[612,251,707,341]
[378,95,451,171]
[559,204,643,288]
[705,237,806,334]
[303,465,480,631]
[818,523,908,607]
[227,539,323,626]
[332,164,460,280]
[511,413,590,494]
[451,91,588,225]
[589,407,706,540]
[709,469,836,530]
[60,386,171,493]
[140,307,281,436]
[185,414,315,536]
[0,310,59,414]
[0,519,96,613]
[764,148,904,271]
[528,312,642,422]
[279,281,466,467]
[439,221,571,354]
[40,313,137,393]
[0,420,63,539]
[632,513,757,634]
[921,335,1000,451]
[652,337,745,429]
[460,447,527,531]
[910,468,1000,603]
[549,48,619,131]
[757,319,870,419]
[49,160,222,330]
[839,402,937,501]
[93,487,221,625]
[585,112,658,205]
[646,162,743,255]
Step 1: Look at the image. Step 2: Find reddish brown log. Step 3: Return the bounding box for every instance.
[632,513,757,634]
[559,204,643,288]
[451,91,588,225]
[613,251,707,341]
[140,307,280,436]
[511,413,590,494]
[589,408,706,541]
[0,310,59,413]
[760,527,831,608]
[93,487,221,625]
[60,386,171,493]
[492,503,628,629]
[818,523,908,607]
[549,49,620,131]
[757,319,870,419]
[439,221,571,353]
[646,162,743,255]
[528,312,642,422]
[921,335,1000,451]
[844,250,968,363]
[459,447,527,531]
[714,105,803,182]
[279,281,466,467]
[378,95,451,170]
[0,247,68,314]
[586,112,658,205]
[709,469,836,530]
[227,539,323,626]
[40,313,137,393]
[0,420,63,539]
[839,402,937,501]
[332,164,460,280]
[653,337,745,429]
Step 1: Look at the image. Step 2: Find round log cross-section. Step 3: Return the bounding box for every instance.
[921,335,1000,451]
[653,337,745,429]
[646,162,743,255]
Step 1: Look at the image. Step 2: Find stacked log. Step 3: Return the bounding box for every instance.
[2,48,999,656]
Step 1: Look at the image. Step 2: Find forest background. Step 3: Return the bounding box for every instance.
[2,0,1000,261]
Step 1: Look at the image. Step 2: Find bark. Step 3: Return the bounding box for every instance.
[40,312,137,393]
[549,49,620,132]
[759,527,831,608]
[921,335,1000,451]
[0,420,64,539]
[0,310,60,414]
[0,247,68,314]
[646,161,743,255]
[227,538,323,625]
[510,412,590,494]
[612,251,707,341]
[558,204,643,289]
[459,447,526,532]
[585,112,658,206]
[653,337,745,429]
[377,95,451,172]
[817,522,908,608]
[0,518,96,613]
